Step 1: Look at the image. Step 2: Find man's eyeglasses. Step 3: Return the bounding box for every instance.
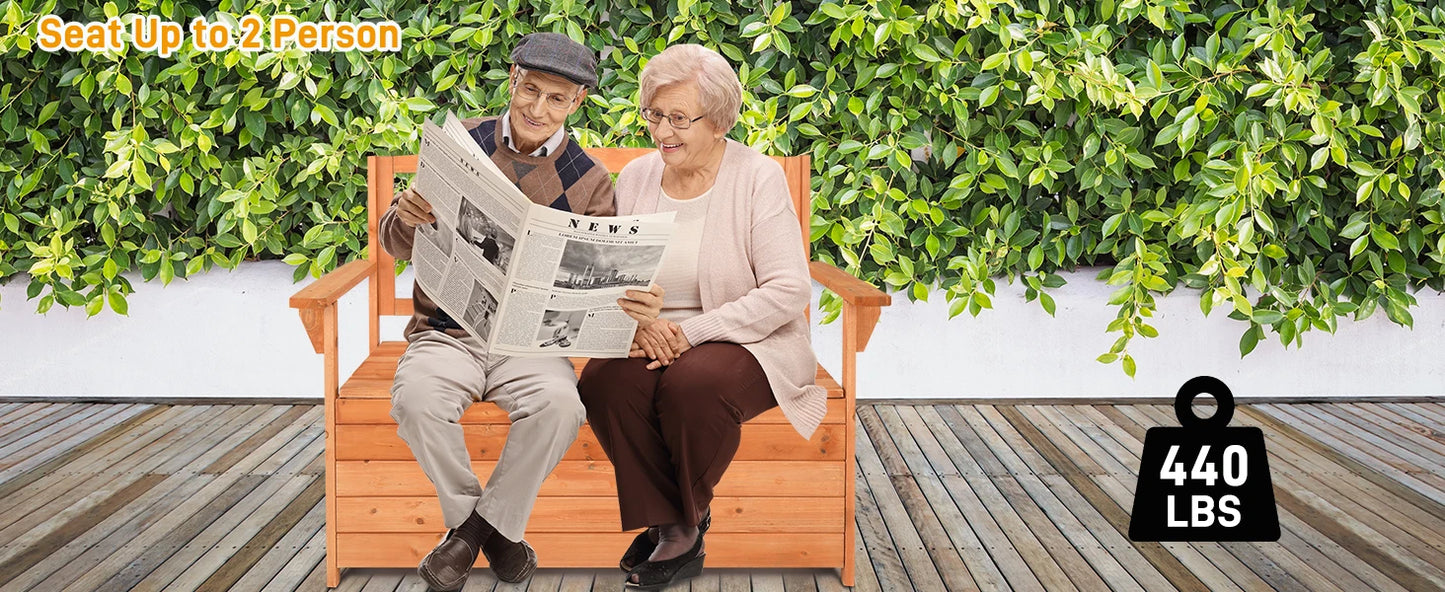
[512,74,580,111]
[640,107,705,130]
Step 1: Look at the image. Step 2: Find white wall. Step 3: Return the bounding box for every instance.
[1,261,1441,399]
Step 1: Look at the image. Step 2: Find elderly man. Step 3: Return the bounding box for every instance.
[379,33,659,591]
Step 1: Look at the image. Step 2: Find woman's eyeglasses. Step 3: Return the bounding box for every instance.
[639,107,705,130]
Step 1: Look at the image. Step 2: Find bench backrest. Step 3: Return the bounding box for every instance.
[364,148,812,330]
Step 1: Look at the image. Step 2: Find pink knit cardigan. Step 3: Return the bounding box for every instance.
[614,139,828,438]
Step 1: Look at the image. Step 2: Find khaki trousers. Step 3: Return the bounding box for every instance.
[389,330,584,542]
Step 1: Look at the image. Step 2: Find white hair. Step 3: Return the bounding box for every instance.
[638,44,743,133]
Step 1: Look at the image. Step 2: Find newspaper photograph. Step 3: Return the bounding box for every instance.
[409,111,677,358]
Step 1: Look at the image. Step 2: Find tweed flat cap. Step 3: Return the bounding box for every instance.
[511,32,598,88]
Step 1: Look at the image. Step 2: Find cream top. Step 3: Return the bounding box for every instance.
[653,187,711,323]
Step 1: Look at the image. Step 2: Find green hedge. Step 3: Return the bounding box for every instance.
[2,0,1442,375]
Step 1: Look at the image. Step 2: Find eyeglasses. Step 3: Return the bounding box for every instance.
[640,107,705,130]
[512,73,580,111]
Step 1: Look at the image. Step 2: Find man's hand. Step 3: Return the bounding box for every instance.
[395,187,435,227]
[629,318,693,370]
[618,284,665,327]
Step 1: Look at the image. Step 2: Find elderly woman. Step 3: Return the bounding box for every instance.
[578,44,827,590]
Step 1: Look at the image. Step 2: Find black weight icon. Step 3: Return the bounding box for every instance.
[1129,376,1280,542]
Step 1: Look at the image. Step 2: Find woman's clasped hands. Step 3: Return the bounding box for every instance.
[617,285,692,370]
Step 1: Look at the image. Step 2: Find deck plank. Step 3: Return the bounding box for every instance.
[1023,405,1272,592]
[917,406,1110,592]
[937,405,1167,591]
[866,406,1000,590]
[853,410,953,591]
[1074,404,1332,592]
[6,401,1445,591]
[892,405,1053,591]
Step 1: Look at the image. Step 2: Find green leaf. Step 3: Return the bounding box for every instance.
[108,291,129,315]
[1371,227,1400,251]
[1356,179,1374,204]
[1239,327,1261,356]
[785,85,818,98]
[981,52,1009,71]
[913,44,941,62]
[1251,310,1285,324]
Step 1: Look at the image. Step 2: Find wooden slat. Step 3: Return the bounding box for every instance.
[337,532,843,568]
[893,405,1063,591]
[1327,404,1445,469]
[0,404,167,502]
[1026,405,1280,592]
[0,406,264,545]
[75,403,323,592]
[336,344,844,399]
[253,525,323,592]
[194,478,327,591]
[852,410,951,591]
[1063,405,1331,592]
[16,401,1445,591]
[851,453,911,592]
[337,460,843,498]
[80,475,269,592]
[0,406,202,526]
[0,403,75,443]
[336,396,847,425]
[373,156,399,318]
[917,405,1112,592]
[0,474,167,586]
[1248,404,1445,511]
[335,424,844,461]
[1227,414,1440,590]
[948,405,1183,591]
[1143,405,1409,591]
[864,407,1002,591]
[0,404,129,470]
[931,404,1149,590]
[808,262,891,307]
[582,147,654,173]
[288,259,374,310]
[202,406,311,474]
[13,466,224,591]
[129,474,317,590]
[337,496,843,533]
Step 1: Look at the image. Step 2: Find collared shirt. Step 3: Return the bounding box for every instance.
[499,109,566,157]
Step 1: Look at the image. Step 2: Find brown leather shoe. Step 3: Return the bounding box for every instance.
[418,530,478,591]
[482,534,537,583]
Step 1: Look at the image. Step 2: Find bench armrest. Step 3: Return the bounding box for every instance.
[809,261,889,354]
[809,261,891,307]
[290,259,374,353]
[289,259,375,310]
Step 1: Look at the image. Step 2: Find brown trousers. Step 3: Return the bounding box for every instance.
[579,342,777,531]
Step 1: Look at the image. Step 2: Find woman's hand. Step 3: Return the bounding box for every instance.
[629,318,693,370]
[617,284,665,327]
[395,187,435,227]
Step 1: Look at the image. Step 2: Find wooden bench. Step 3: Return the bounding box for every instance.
[289,148,891,588]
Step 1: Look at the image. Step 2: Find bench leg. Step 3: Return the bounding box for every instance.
[327,560,340,588]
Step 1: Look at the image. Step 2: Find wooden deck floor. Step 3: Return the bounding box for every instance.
[0,401,1443,591]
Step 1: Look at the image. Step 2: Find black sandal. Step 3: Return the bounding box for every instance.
[624,529,705,590]
[618,509,710,572]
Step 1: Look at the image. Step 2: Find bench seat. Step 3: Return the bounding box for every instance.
[329,341,847,569]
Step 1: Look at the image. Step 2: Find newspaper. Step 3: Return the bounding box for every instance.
[410,112,676,358]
